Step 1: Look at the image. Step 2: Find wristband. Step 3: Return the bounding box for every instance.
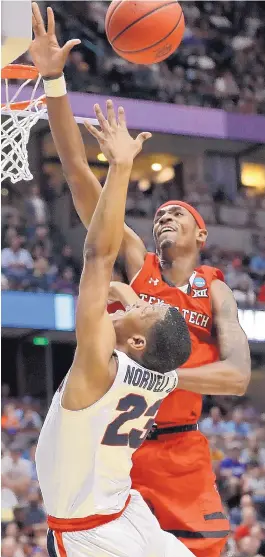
[43,73,67,98]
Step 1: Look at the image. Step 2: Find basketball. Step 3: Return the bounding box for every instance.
[105,0,185,65]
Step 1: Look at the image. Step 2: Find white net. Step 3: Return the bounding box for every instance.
[1,71,47,184]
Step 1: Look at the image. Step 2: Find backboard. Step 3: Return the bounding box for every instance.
[1,0,32,68]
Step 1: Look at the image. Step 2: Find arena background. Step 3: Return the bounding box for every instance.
[1,2,265,557]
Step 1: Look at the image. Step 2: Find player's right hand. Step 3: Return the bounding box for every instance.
[84,100,152,165]
[30,3,80,78]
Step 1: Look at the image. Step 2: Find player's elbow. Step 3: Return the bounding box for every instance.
[83,244,114,268]
[237,370,251,396]
[227,363,251,396]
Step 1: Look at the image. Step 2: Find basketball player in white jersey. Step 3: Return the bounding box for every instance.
[32,12,193,554]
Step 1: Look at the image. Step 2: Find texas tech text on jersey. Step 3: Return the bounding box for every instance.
[138,293,210,329]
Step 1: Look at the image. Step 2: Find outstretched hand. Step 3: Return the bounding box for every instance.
[84,100,152,165]
[30,2,80,78]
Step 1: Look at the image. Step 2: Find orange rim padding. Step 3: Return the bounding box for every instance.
[1,95,46,111]
[1,64,39,80]
[1,64,46,111]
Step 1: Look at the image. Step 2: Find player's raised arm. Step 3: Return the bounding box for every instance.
[177,280,251,395]
[30,3,146,281]
[66,102,150,402]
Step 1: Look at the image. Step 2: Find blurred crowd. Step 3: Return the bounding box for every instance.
[1,390,265,557]
[36,0,265,114]
[1,185,80,295]
[1,394,47,557]
[201,399,265,557]
[201,245,265,307]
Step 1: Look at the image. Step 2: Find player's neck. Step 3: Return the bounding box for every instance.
[159,252,197,287]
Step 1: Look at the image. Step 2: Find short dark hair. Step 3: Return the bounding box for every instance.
[141,307,191,374]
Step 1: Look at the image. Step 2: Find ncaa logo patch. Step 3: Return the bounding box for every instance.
[193,277,206,288]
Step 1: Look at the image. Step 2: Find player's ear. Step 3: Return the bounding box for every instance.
[197,228,208,245]
[127,335,146,352]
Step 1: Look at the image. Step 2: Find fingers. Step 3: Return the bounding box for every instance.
[94,104,110,134]
[118,106,126,128]
[32,2,46,36]
[136,132,152,145]
[62,39,81,58]
[83,119,102,142]
[47,6,55,36]
[106,99,117,128]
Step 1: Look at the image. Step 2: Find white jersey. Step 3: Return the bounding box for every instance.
[36,350,178,519]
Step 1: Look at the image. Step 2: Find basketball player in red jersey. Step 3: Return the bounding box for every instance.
[30,7,251,555]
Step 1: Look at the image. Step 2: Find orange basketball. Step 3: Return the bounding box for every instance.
[105,0,185,65]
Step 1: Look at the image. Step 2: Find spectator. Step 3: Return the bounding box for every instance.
[208,436,225,475]
[250,250,265,279]
[234,506,258,541]
[26,442,38,483]
[25,184,48,231]
[57,244,80,276]
[232,275,256,306]
[241,434,265,467]
[1,482,18,524]
[1,536,24,557]
[31,226,52,259]
[2,225,19,249]
[1,442,32,505]
[220,442,246,478]
[229,493,254,527]
[31,243,46,261]
[52,266,78,294]
[2,273,9,290]
[2,213,26,242]
[224,408,252,437]
[23,490,46,529]
[200,406,226,434]
[236,534,261,557]
[20,409,42,434]
[29,257,55,292]
[65,51,93,92]
[1,403,21,436]
[225,262,254,292]
[1,236,33,282]
[242,464,265,501]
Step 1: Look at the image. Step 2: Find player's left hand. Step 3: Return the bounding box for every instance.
[84,100,152,165]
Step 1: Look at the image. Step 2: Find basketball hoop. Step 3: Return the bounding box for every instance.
[1,64,47,184]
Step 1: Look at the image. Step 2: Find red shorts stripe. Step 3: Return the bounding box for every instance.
[54,532,67,557]
[48,495,131,533]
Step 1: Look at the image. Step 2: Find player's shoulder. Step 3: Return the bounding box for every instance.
[130,251,158,285]
[196,264,224,283]
[144,251,157,262]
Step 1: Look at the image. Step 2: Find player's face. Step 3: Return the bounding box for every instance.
[111,301,168,345]
[153,205,198,253]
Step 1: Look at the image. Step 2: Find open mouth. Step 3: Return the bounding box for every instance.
[159,226,176,236]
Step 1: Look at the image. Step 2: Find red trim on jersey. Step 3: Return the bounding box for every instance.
[54,532,67,557]
[47,495,131,533]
